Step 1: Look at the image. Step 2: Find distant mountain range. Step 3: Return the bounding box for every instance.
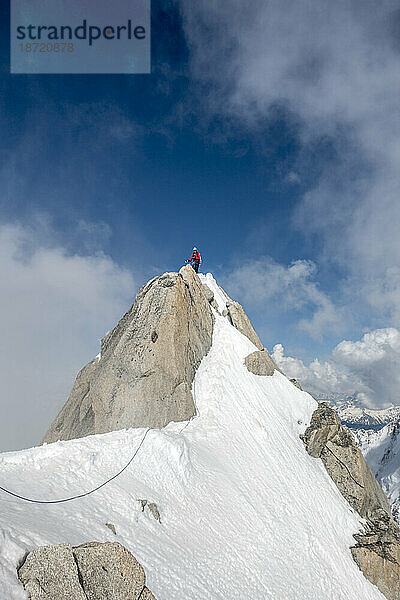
[316,393,400,430]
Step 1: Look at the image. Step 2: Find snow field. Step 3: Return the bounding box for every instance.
[0,282,385,599]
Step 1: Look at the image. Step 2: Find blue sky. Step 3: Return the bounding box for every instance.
[2,0,400,449]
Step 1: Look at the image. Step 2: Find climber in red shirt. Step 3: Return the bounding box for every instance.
[187,247,201,273]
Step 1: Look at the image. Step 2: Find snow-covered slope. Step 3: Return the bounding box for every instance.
[0,278,385,599]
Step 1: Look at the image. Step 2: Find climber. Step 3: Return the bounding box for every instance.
[187,247,202,273]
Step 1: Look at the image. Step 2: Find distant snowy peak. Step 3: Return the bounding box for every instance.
[336,405,400,429]
[321,395,400,430]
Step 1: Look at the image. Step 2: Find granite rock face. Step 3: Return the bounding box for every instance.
[201,283,219,312]
[302,403,390,518]
[290,378,303,390]
[225,300,263,350]
[201,283,214,304]
[244,349,280,376]
[73,542,145,599]
[140,588,157,600]
[351,509,400,600]
[18,542,156,600]
[18,544,86,600]
[43,266,214,443]
[303,402,400,600]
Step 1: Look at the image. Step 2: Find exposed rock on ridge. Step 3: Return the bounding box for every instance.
[201,283,220,313]
[303,402,400,600]
[223,296,263,350]
[351,509,400,600]
[18,541,157,600]
[201,278,282,380]
[244,349,280,376]
[201,279,264,349]
[302,403,390,518]
[43,266,214,443]
[290,378,303,390]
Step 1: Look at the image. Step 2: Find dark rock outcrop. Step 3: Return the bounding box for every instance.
[139,499,161,522]
[18,541,157,600]
[105,523,116,535]
[140,588,157,600]
[290,378,303,390]
[244,349,280,376]
[303,402,400,600]
[302,403,390,518]
[351,509,400,600]
[43,266,214,443]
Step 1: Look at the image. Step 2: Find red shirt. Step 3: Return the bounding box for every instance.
[191,251,201,262]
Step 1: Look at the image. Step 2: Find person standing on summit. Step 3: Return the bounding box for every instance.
[187,247,201,273]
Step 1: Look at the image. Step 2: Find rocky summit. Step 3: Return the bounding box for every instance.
[43,266,214,443]
[43,266,271,444]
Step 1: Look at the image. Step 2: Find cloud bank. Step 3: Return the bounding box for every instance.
[0,223,135,451]
[181,0,400,331]
[224,257,344,339]
[272,328,400,409]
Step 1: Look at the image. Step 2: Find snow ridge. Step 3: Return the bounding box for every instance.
[198,272,228,314]
[0,274,386,600]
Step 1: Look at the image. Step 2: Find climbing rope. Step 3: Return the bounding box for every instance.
[0,373,203,504]
[0,428,152,504]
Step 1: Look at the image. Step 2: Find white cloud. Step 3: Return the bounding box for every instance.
[295,169,400,327]
[181,1,400,134]
[181,0,400,329]
[272,343,361,398]
[272,328,400,409]
[0,223,136,452]
[224,257,344,339]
